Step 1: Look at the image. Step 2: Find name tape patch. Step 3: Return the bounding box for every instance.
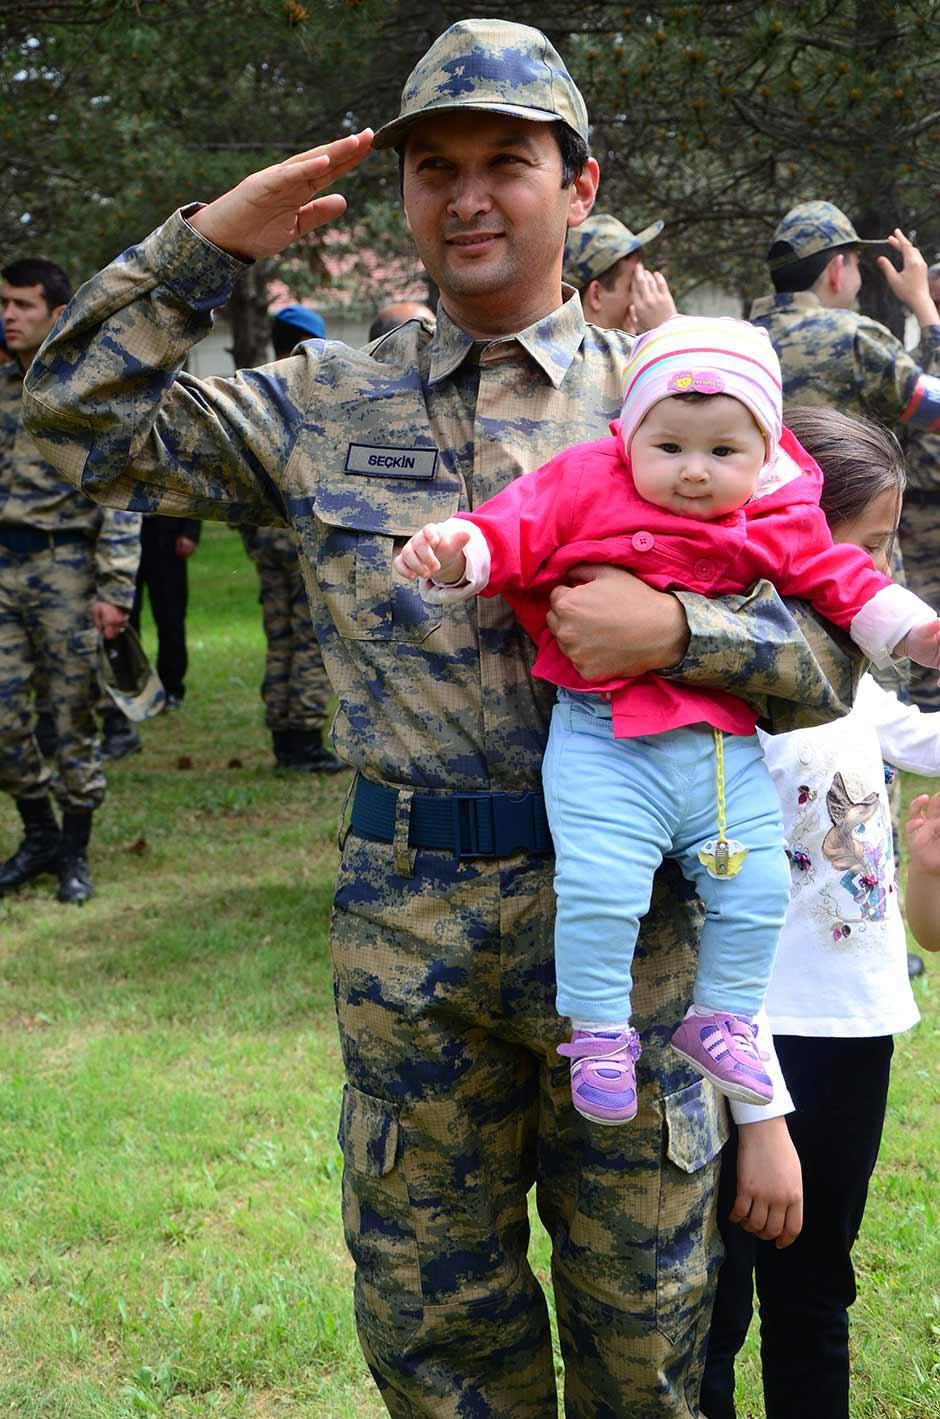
[345,443,438,479]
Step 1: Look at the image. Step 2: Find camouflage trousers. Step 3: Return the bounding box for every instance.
[333,827,728,1418]
[248,539,331,732]
[0,542,105,811]
[899,494,940,711]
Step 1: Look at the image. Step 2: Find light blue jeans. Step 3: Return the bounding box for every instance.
[542,690,791,1024]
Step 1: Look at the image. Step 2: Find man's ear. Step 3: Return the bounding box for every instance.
[826,253,844,294]
[583,279,601,315]
[566,157,599,230]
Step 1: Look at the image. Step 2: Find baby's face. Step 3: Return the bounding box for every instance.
[630,395,766,519]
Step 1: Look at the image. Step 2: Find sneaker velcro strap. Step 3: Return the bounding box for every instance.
[350,776,552,859]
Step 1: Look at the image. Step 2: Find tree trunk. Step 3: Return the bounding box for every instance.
[226,259,275,370]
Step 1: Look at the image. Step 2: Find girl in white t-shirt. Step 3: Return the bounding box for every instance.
[701,405,940,1419]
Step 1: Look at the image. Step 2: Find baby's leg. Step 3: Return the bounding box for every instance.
[543,695,679,1025]
[671,731,791,1105]
[544,695,683,1125]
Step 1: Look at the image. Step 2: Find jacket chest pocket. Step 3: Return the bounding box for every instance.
[310,476,460,644]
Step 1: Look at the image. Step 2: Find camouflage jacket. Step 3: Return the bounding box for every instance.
[23,209,858,789]
[1,360,141,608]
[749,290,940,427]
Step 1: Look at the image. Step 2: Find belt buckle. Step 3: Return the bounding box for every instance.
[452,792,496,858]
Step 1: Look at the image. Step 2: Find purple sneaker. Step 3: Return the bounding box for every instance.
[670,1014,773,1105]
[557,1028,643,1125]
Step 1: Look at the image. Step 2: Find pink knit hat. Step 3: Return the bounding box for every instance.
[619,315,783,461]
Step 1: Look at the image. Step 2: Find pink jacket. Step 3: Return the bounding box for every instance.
[455,425,898,738]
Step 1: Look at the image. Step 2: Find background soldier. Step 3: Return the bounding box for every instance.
[0,258,140,903]
[129,512,201,714]
[25,21,858,1413]
[563,210,675,331]
[239,304,345,772]
[750,201,940,430]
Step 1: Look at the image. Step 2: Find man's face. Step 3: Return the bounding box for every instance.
[588,252,642,330]
[0,283,62,362]
[402,111,596,334]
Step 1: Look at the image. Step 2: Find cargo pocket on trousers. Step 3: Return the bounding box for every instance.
[338,1084,423,1341]
[656,1078,729,1346]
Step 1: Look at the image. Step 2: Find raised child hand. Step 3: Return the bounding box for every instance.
[394,523,471,583]
[905,793,940,878]
[902,618,940,679]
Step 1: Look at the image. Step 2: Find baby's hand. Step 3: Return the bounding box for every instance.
[393,522,471,583]
[906,793,940,877]
[902,618,940,679]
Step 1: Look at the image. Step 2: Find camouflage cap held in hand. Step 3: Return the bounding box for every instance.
[768,201,890,272]
[372,18,589,150]
[99,625,165,722]
[563,212,664,289]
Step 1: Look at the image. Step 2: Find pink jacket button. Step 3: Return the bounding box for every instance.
[695,558,716,579]
[632,530,654,552]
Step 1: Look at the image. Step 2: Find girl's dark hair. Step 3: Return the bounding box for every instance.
[784,404,906,530]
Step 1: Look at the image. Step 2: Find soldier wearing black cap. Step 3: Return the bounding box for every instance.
[25,18,863,1414]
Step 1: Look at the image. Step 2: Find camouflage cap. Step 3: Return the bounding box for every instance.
[768,200,890,272]
[372,18,589,151]
[98,626,165,722]
[563,213,664,288]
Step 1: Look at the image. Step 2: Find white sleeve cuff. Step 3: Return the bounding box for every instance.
[850,583,937,668]
[418,519,491,604]
[729,1009,794,1124]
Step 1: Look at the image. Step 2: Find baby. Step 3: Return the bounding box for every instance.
[394,316,940,1125]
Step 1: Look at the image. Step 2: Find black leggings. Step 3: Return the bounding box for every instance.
[700,1033,894,1419]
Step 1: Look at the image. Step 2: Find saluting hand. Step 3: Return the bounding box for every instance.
[188,130,374,262]
[394,523,471,584]
[877,229,939,326]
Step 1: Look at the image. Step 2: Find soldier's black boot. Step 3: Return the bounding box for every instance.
[100,708,142,762]
[57,810,94,905]
[0,796,61,894]
[271,728,294,769]
[288,727,348,774]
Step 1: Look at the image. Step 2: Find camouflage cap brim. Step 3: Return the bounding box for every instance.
[374,99,564,150]
[767,233,891,272]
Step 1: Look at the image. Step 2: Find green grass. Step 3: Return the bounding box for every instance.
[1,524,939,1416]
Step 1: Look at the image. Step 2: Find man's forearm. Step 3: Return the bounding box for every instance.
[669,581,861,735]
[23,210,294,527]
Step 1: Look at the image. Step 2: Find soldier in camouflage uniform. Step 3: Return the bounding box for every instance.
[25,21,858,1414]
[240,304,344,772]
[563,211,674,332]
[0,258,140,903]
[899,263,940,710]
[749,201,940,431]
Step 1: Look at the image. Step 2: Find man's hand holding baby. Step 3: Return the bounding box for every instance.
[395,523,471,585]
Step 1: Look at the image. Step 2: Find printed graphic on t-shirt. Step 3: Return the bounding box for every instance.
[821,771,889,925]
[786,757,894,950]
